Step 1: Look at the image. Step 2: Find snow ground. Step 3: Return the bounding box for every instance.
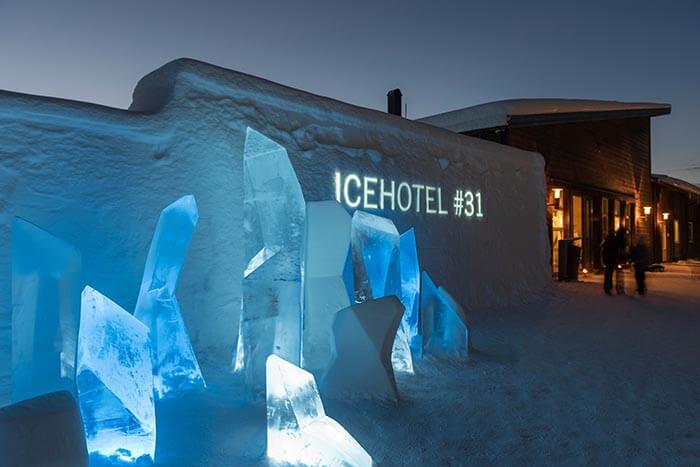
[149,262,700,466]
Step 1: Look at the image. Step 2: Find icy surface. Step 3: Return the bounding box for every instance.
[301,201,351,376]
[421,272,469,357]
[11,218,82,403]
[235,127,306,393]
[133,195,205,399]
[399,228,421,357]
[266,354,372,467]
[0,59,550,403]
[77,286,156,464]
[322,296,403,400]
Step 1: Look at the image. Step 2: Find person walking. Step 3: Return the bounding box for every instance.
[601,232,618,295]
[615,228,629,294]
[630,235,650,295]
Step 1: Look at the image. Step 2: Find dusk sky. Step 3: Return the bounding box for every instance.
[1,0,698,184]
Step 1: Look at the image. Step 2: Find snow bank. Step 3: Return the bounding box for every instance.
[0,59,550,404]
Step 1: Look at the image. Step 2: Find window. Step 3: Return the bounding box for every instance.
[613,199,621,231]
[674,220,680,244]
[690,221,694,244]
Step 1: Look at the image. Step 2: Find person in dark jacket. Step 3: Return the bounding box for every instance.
[601,232,618,294]
[630,235,650,295]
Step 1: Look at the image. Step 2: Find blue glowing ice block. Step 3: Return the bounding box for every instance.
[399,228,421,358]
[350,211,413,373]
[133,195,205,399]
[301,201,352,376]
[235,128,305,392]
[11,218,82,403]
[266,355,372,466]
[77,286,156,464]
[349,210,401,302]
[421,272,469,357]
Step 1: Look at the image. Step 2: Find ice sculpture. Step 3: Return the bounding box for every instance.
[421,272,469,357]
[266,355,372,467]
[0,390,88,467]
[349,211,413,373]
[399,227,422,357]
[301,201,352,375]
[349,210,401,302]
[11,218,82,403]
[77,286,156,464]
[235,127,305,392]
[134,195,205,398]
[322,296,403,400]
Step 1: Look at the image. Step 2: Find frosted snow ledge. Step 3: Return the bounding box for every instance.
[266,354,372,467]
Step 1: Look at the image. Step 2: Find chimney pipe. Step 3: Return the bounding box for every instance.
[387,89,402,116]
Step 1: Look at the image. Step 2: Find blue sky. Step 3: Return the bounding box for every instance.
[1,0,698,183]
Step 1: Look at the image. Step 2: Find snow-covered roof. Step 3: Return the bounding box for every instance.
[652,174,700,197]
[418,98,671,133]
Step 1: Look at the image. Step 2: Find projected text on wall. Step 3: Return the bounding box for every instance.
[333,171,484,219]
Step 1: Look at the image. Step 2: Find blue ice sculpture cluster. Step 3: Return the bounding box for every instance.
[235,127,306,392]
[10,195,206,464]
[133,195,206,398]
[266,355,372,467]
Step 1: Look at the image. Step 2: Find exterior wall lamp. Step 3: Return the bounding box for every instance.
[643,206,652,216]
[662,212,670,221]
[552,188,562,210]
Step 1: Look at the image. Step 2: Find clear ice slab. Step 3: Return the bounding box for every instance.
[399,227,422,357]
[421,272,469,357]
[301,201,352,375]
[134,195,205,398]
[266,355,372,467]
[77,286,156,464]
[235,127,305,393]
[11,217,82,403]
[322,296,403,400]
[349,210,401,302]
[349,211,413,373]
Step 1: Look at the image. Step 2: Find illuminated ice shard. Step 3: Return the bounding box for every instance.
[11,218,82,403]
[421,272,469,357]
[322,296,403,400]
[235,127,305,392]
[349,210,401,302]
[266,355,372,467]
[301,201,352,375]
[399,227,421,357]
[349,211,413,373]
[391,321,414,374]
[134,195,205,398]
[77,286,156,464]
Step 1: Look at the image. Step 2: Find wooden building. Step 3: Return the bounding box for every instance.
[419,99,672,272]
[651,174,700,262]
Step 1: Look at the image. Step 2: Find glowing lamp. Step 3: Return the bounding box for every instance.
[552,188,563,199]
[662,212,670,221]
[643,206,652,216]
[582,268,589,274]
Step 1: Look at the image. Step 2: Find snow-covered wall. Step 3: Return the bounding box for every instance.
[0,59,550,403]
